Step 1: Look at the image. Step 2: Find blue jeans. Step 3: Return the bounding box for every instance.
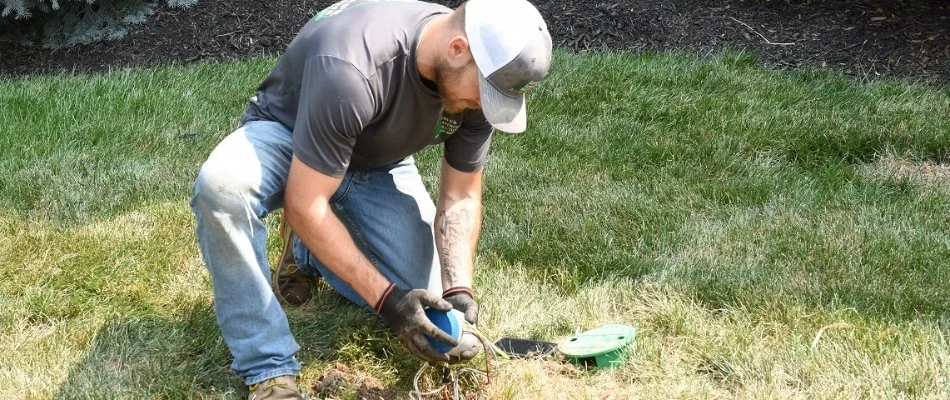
[190,120,442,385]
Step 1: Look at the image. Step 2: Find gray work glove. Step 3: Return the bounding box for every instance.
[376,285,458,363]
[442,287,478,325]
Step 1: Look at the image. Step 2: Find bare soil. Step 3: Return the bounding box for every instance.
[1,0,947,85]
[311,363,398,400]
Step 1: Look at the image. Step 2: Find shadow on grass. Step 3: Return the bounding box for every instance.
[287,286,423,399]
[53,303,239,399]
[51,288,423,399]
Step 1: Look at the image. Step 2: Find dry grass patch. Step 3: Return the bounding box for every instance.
[861,156,950,190]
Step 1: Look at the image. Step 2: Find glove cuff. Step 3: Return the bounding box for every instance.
[442,286,474,299]
[374,282,397,314]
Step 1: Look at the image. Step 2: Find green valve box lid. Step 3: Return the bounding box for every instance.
[557,324,636,368]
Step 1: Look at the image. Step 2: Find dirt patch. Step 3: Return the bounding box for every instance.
[477,359,634,399]
[1,0,947,85]
[311,363,399,400]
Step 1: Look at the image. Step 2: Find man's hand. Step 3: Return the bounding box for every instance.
[442,287,478,325]
[376,284,458,363]
[442,287,480,363]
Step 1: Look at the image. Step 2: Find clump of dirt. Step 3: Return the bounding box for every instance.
[311,363,399,400]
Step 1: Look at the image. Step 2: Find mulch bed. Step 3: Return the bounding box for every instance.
[1,0,948,85]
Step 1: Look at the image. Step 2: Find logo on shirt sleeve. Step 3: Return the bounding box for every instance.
[433,111,462,138]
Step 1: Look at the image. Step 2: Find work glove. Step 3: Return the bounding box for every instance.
[376,284,458,363]
[442,287,480,363]
[442,287,478,325]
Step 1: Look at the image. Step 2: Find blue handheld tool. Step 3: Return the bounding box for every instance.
[424,308,463,353]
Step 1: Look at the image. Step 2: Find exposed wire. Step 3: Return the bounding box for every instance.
[409,323,506,400]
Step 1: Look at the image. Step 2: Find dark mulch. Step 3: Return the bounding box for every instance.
[1,0,948,86]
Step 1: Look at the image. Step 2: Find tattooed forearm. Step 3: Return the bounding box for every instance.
[437,207,474,287]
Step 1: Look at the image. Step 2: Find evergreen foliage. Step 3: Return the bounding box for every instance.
[0,0,198,48]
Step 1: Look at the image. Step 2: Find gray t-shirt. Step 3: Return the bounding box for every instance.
[240,0,493,177]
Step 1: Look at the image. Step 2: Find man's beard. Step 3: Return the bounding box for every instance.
[434,62,468,113]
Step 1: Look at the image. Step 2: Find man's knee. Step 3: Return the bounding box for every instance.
[191,159,258,213]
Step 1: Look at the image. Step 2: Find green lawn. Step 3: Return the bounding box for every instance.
[1,50,949,399]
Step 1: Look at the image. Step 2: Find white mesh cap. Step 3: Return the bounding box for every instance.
[465,0,552,133]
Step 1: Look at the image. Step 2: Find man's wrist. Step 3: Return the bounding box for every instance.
[374,282,397,314]
[442,286,474,299]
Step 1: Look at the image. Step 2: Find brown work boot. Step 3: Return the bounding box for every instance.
[248,376,304,400]
[273,213,319,307]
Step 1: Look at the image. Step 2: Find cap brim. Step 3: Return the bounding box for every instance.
[478,72,527,133]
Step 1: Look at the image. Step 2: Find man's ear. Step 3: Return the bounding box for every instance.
[446,35,472,66]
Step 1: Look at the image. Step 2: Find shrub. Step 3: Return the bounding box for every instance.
[0,0,198,48]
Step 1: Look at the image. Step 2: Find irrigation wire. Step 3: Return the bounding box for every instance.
[409,323,508,400]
